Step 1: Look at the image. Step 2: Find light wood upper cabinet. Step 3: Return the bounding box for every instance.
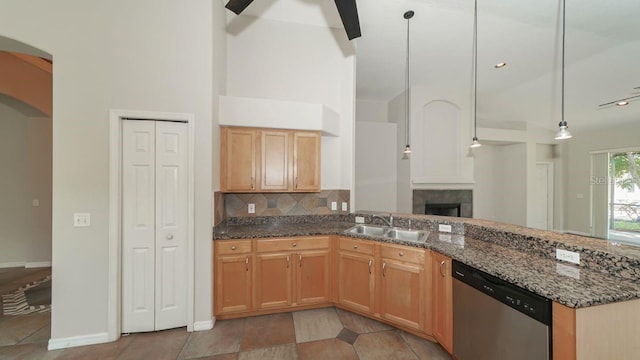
[221,127,256,192]
[432,252,453,354]
[261,130,289,191]
[293,131,321,191]
[220,126,320,193]
[379,244,428,332]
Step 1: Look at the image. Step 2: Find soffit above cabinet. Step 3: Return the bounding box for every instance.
[219,95,340,137]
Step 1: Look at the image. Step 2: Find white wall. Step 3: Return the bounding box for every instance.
[356,99,388,123]
[0,0,215,343]
[473,144,498,221]
[226,15,355,191]
[0,103,51,267]
[355,121,397,212]
[565,122,640,234]
[389,92,412,213]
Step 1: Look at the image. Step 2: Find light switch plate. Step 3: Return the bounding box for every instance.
[556,248,580,265]
[355,216,365,224]
[341,202,348,211]
[73,213,91,227]
[248,203,255,214]
[331,202,337,211]
[32,199,40,207]
[438,224,452,233]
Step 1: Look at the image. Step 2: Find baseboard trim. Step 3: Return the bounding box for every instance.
[48,332,110,350]
[25,261,52,268]
[193,318,214,331]
[0,262,26,269]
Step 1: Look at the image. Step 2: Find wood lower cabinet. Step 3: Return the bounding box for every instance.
[255,252,293,310]
[432,252,453,354]
[379,244,428,332]
[214,240,253,315]
[255,237,330,311]
[296,249,330,305]
[336,237,376,314]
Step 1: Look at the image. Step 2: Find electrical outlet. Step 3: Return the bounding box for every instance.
[438,224,452,233]
[556,248,580,265]
[73,213,91,227]
[248,203,255,214]
[331,202,337,211]
[355,216,365,224]
[341,202,348,212]
[32,199,40,207]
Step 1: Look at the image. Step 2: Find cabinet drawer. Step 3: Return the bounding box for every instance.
[256,237,329,253]
[339,237,375,256]
[215,240,252,255]
[380,244,424,264]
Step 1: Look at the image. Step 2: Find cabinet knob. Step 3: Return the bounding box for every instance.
[353,244,358,249]
[292,242,297,247]
[231,245,237,250]
[399,252,404,257]
[167,234,174,240]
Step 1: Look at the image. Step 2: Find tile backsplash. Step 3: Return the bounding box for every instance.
[218,190,350,219]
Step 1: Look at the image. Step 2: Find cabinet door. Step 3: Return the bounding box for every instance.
[380,259,425,331]
[214,254,252,315]
[255,252,293,310]
[337,251,375,314]
[432,253,453,354]
[221,127,256,192]
[292,131,320,191]
[261,130,289,191]
[296,250,330,305]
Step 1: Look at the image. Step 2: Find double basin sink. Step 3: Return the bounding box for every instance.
[344,224,429,243]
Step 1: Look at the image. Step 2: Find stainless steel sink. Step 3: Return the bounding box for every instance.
[346,224,389,237]
[345,225,429,243]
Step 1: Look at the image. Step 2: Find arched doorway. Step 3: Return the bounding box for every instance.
[0,35,53,349]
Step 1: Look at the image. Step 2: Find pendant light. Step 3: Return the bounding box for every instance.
[403,10,414,155]
[555,0,572,140]
[469,0,481,148]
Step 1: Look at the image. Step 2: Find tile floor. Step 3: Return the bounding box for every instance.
[0,307,452,359]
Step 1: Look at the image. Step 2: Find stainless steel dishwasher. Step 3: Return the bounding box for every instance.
[452,260,552,360]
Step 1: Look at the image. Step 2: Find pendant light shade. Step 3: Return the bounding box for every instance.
[469,0,481,148]
[403,10,414,156]
[555,0,572,140]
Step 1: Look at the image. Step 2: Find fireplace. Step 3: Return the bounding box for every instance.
[413,190,472,218]
[425,203,461,217]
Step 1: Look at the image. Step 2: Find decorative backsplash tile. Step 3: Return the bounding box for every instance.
[222,190,350,218]
[214,191,225,226]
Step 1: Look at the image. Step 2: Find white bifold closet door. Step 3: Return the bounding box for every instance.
[122,120,188,333]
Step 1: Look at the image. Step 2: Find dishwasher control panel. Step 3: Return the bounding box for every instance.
[452,260,551,325]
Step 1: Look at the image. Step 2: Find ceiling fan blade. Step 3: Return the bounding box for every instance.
[334,0,362,40]
[225,0,255,15]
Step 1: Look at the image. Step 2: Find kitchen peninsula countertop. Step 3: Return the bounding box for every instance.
[213,213,640,309]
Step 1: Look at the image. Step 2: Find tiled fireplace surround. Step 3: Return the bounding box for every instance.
[412,189,473,218]
[214,190,350,225]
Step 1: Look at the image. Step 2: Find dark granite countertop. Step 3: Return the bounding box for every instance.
[213,214,640,309]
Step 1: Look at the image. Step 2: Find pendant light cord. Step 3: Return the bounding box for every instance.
[405,13,411,147]
[561,0,565,123]
[473,0,478,138]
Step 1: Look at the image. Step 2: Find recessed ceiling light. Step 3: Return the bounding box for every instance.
[616,100,629,106]
[494,62,507,68]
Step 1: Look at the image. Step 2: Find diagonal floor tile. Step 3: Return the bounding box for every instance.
[18,322,50,345]
[399,331,452,360]
[0,342,64,360]
[55,335,132,360]
[354,330,417,360]
[178,318,245,359]
[0,312,51,346]
[298,338,358,360]
[240,313,295,351]
[335,308,392,334]
[237,343,297,360]
[117,327,189,360]
[292,308,343,343]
